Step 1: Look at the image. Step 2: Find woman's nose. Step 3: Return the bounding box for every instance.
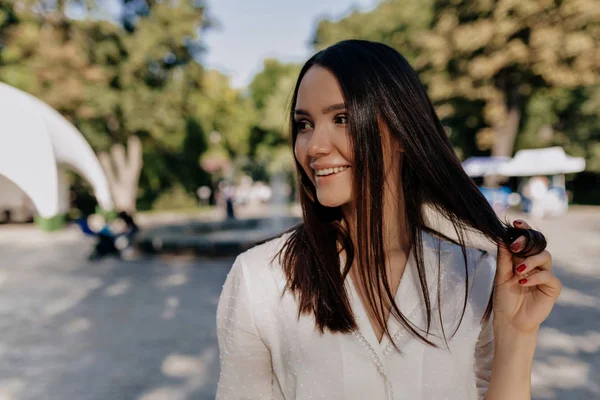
[307,127,332,157]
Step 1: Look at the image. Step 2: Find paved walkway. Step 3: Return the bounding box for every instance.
[0,226,230,400]
[0,207,597,399]
[511,208,600,399]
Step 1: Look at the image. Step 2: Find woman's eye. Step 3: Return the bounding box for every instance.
[334,114,348,125]
[295,120,312,132]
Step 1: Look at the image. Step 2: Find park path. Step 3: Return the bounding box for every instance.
[0,207,598,399]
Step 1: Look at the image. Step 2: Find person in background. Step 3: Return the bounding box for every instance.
[525,176,550,218]
[219,181,236,220]
[76,211,139,260]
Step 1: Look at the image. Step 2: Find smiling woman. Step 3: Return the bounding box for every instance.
[293,72,355,208]
[216,40,561,400]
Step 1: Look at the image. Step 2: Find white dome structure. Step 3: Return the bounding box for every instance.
[0,83,114,229]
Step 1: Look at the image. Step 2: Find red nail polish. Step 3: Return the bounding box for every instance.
[514,220,522,226]
[516,264,527,273]
[510,242,521,252]
[519,278,528,285]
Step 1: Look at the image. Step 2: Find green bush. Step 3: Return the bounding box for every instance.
[151,184,199,211]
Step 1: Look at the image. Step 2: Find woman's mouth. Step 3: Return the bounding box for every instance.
[314,166,350,180]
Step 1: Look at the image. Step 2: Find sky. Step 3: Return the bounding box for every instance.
[202,0,379,88]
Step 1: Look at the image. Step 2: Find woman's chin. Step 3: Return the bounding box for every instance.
[316,194,351,209]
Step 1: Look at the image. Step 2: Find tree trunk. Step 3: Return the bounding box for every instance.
[492,106,520,157]
[484,105,520,187]
[99,136,143,214]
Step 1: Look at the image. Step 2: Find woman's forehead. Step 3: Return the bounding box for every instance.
[296,66,344,108]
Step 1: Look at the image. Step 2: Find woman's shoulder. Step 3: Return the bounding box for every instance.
[425,229,495,262]
[424,231,496,319]
[424,230,497,286]
[238,230,293,268]
[232,230,293,290]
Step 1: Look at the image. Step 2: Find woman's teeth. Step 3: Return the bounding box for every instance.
[315,166,350,176]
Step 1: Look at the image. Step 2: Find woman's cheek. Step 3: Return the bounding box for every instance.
[294,140,310,178]
[293,140,304,163]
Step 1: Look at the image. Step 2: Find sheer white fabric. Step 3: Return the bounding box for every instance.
[216,231,496,400]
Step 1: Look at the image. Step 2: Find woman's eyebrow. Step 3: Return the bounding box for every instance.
[294,103,347,117]
[294,109,310,117]
[321,103,346,114]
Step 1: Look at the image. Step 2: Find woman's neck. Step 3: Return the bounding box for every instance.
[341,181,411,255]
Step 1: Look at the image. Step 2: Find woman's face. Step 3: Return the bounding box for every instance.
[294,66,354,208]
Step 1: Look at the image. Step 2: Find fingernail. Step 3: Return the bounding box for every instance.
[519,278,528,285]
[514,220,522,226]
[516,263,527,273]
[510,241,521,252]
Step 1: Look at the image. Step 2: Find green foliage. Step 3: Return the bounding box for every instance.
[151,183,200,210]
[414,0,600,161]
[3,0,598,208]
[0,0,256,210]
[246,59,300,182]
[313,0,435,65]
[312,0,600,201]
[249,59,300,111]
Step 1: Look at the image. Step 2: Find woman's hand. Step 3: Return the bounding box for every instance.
[493,220,562,335]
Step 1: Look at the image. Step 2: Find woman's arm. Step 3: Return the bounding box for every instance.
[216,256,273,399]
[474,313,494,398]
[474,310,537,400]
[485,327,537,400]
[485,219,561,400]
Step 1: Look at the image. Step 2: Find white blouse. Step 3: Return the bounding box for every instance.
[216,231,496,400]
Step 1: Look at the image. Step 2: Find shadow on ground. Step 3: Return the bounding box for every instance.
[0,229,231,400]
[530,259,600,400]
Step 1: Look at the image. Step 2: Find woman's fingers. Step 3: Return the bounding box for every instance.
[516,270,562,296]
[509,220,531,252]
[510,235,527,252]
[513,219,532,230]
[514,250,553,275]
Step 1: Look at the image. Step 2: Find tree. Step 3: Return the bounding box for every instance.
[312,0,435,65]
[99,135,143,213]
[311,0,600,181]
[0,0,242,210]
[416,0,600,164]
[246,59,301,182]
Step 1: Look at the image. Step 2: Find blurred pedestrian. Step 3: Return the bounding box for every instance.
[218,180,236,220]
[526,176,550,218]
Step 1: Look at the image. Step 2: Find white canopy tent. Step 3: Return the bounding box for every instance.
[461,147,587,218]
[462,156,511,177]
[497,146,586,177]
[0,83,114,228]
[0,85,58,219]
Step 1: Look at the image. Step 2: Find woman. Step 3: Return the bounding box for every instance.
[216,40,561,400]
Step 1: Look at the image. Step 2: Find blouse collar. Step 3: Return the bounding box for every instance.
[342,230,450,356]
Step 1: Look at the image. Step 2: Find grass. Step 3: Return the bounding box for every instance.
[137,205,216,216]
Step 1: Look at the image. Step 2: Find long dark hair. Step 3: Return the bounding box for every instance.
[277,40,545,348]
